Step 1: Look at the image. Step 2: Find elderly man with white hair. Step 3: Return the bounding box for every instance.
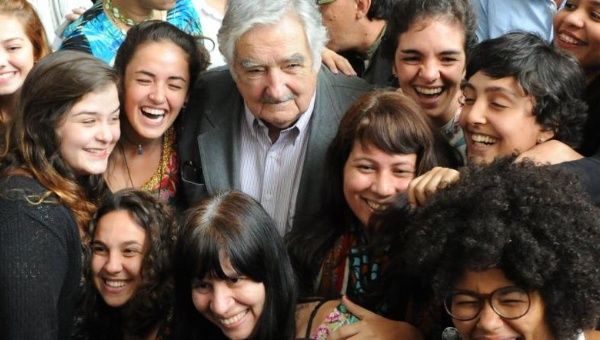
[179,0,371,235]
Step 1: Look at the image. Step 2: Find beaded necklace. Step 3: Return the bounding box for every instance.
[104,0,153,27]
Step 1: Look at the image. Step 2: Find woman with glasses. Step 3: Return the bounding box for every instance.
[387,158,600,340]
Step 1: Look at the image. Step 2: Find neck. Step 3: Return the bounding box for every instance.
[110,0,155,23]
[206,0,226,15]
[120,122,163,154]
[357,20,386,55]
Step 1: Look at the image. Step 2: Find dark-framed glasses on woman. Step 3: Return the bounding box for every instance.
[444,286,531,321]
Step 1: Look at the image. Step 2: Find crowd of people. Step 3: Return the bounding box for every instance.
[1,0,599,339]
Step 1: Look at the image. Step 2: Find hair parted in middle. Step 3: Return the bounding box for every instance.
[172,191,297,340]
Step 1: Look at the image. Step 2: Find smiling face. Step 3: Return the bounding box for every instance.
[123,40,189,142]
[343,141,416,226]
[91,209,147,308]
[459,72,553,164]
[191,256,266,340]
[232,14,318,133]
[55,84,120,175]
[553,0,600,76]
[393,17,466,126]
[452,268,553,340]
[0,15,35,98]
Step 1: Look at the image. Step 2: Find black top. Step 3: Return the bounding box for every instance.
[0,176,82,339]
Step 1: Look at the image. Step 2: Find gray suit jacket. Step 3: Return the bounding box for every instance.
[178,66,371,222]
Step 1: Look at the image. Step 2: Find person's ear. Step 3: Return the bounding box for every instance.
[355,0,371,20]
[536,129,555,144]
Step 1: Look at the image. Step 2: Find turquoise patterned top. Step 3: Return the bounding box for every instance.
[60,0,202,65]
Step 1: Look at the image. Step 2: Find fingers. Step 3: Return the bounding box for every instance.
[329,323,361,340]
[407,167,459,206]
[334,57,357,76]
[321,48,357,76]
[341,295,370,320]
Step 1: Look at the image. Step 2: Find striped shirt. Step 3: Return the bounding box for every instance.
[240,95,316,235]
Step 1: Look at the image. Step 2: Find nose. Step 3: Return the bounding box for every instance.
[418,59,440,83]
[475,301,504,332]
[148,84,166,104]
[264,69,288,100]
[210,283,234,315]
[104,252,123,274]
[462,99,486,127]
[95,122,114,143]
[561,7,585,28]
[371,171,397,198]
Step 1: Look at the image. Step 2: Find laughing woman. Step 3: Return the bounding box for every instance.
[76,190,175,340]
[0,51,119,339]
[0,0,50,129]
[104,21,209,207]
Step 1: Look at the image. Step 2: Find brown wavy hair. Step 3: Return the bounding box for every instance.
[0,51,118,239]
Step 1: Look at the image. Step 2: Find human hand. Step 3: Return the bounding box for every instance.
[321,48,357,76]
[517,140,583,165]
[407,167,459,207]
[328,296,424,340]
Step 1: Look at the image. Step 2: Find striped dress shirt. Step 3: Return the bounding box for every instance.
[240,94,316,235]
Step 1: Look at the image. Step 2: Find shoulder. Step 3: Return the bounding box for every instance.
[0,176,78,242]
[318,66,372,93]
[167,0,202,35]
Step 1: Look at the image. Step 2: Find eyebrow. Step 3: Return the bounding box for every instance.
[461,82,520,98]
[71,106,120,117]
[399,49,462,55]
[239,53,306,69]
[134,70,187,82]
[1,37,25,44]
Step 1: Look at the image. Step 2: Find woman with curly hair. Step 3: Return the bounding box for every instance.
[394,159,600,340]
[0,51,119,339]
[76,189,176,339]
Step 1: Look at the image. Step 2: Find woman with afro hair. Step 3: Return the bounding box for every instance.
[387,158,600,340]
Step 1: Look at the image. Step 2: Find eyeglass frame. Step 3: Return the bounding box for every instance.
[316,0,336,5]
[444,286,532,321]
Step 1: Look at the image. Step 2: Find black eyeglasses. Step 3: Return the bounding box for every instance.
[444,286,531,321]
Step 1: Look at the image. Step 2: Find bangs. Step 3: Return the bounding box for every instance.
[185,222,265,282]
[354,114,424,156]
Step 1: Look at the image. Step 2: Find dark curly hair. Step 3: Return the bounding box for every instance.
[466,32,588,148]
[393,158,600,339]
[381,0,477,61]
[76,189,176,339]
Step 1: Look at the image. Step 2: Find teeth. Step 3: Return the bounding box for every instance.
[0,72,16,80]
[558,33,583,45]
[220,310,247,326]
[105,280,126,288]
[366,200,386,211]
[471,134,497,145]
[415,86,443,95]
[142,107,166,116]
